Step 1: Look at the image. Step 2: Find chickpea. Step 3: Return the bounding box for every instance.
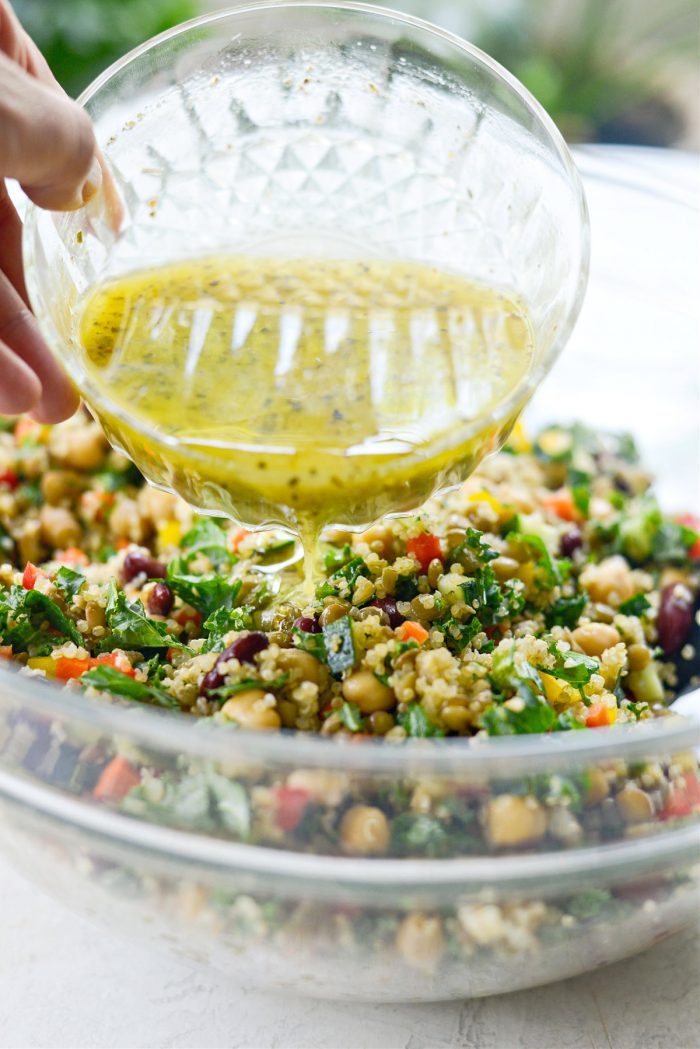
[49,422,107,471]
[38,505,81,549]
[584,767,610,806]
[276,648,326,686]
[340,805,390,854]
[485,795,547,847]
[342,670,394,714]
[396,913,445,972]
[368,710,395,735]
[319,601,350,627]
[616,783,654,824]
[41,469,79,506]
[220,689,281,731]
[441,705,471,733]
[571,623,621,657]
[627,643,651,671]
[580,555,635,605]
[16,521,42,564]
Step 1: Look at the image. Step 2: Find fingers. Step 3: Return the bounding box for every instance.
[0,52,99,211]
[0,338,40,414]
[0,180,28,303]
[0,270,79,422]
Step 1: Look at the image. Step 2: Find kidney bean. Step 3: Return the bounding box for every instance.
[293,615,321,634]
[122,551,166,583]
[200,632,270,696]
[657,582,695,654]
[147,581,174,617]
[371,596,404,628]
[200,667,224,695]
[560,527,583,558]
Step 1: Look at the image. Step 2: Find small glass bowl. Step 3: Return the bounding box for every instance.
[22,1,589,532]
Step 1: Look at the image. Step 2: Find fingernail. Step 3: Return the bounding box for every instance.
[81,156,103,204]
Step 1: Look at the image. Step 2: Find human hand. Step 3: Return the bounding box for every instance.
[0,0,100,421]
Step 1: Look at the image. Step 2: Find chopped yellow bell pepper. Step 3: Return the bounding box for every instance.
[27,656,56,678]
[467,489,503,514]
[157,520,182,549]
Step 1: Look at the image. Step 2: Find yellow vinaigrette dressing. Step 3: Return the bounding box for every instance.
[79,256,535,588]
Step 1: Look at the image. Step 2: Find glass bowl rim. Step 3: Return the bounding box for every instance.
[22,0,590,476]
[1,660,697,776]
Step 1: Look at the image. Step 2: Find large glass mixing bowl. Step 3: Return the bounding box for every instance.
[22,0,589,536]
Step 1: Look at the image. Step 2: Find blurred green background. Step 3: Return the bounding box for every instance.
[13,0,699,146]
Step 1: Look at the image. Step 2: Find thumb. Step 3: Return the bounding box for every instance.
[0,52,100,210]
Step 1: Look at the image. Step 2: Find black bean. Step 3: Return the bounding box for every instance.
[657,583,694,654]
[122,551,167,583]
[371,596,404,628]
[560,528,583,558]
[147,581,174,616]
[293,615,321,634]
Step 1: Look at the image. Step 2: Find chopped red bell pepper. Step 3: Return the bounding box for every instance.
[675,513,700,559]
[0,468,19,490]
[273,786,309,831]
[406,532,443,572]
[22,562,46,590]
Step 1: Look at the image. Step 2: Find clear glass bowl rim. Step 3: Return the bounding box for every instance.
[1,658,697,777]
[22,0,590,473]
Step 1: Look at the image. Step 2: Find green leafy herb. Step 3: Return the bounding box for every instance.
[449,527,499,567]
[102,580,179,650]
[81,663,178,708]
[339,701,364,732]
[122,769,250,838]
[461,567,525,625]
[508,532,560,587]
[202,605,255,652]
[567,889,613,921]
[0,584,81,652]
[322,615,355,676]
[179,518,233,569]
[544,594,586,629]
[535,640,598,694]
[480,694,557,736]
[439,614,482,653]
[483,642,558,735]
[54,565,86,601]
[210,675,288,703]
[391,813,449,857]
[397,702,444,738]
[316,556,369,599]
[323,544,353,572]
[571,483,590,518]
[292,626,327,662]
[166,559,242,617]
[618,593,651,617]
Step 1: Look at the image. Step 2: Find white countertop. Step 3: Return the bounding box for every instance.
[0,852,698,1049]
